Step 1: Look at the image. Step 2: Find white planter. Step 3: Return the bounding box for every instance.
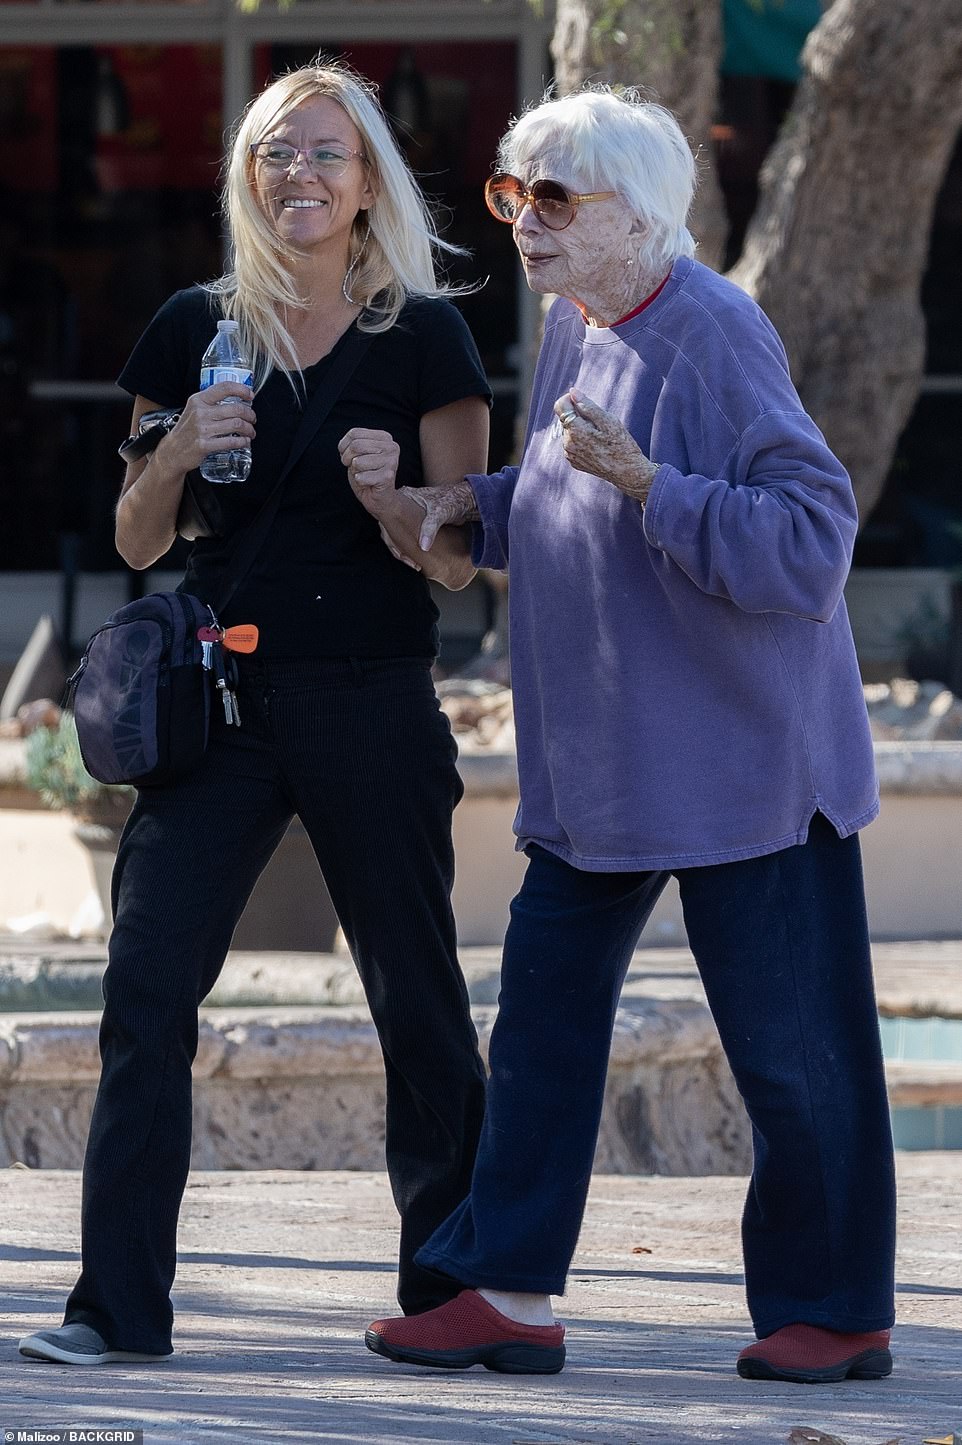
[452,743,962,945]
[3,742,961,947]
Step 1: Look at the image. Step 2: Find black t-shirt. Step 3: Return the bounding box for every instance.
[118,286,491,658]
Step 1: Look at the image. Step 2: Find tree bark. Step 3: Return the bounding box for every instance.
[550,0,727,268]
[730,0,962,520]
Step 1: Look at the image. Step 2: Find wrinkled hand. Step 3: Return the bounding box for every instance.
[338,428,478,581]
[554,390,658,504]
[348,475,472,555]
[396,484,479,553]
[373,485,475,568]
[159,382,256,474]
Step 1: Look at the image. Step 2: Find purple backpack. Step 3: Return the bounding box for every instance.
[69,592,212,787]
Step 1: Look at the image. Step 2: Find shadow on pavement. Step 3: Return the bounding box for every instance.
[4,1306,961,1445]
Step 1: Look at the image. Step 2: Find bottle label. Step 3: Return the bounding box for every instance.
[200,367,253,390]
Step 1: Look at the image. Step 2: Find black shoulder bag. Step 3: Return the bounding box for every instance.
[69,328,374,789]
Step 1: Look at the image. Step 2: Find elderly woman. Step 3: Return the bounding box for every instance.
[351,87,896,1384]
[19,60,490,1366]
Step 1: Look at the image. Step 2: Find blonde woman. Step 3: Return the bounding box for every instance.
[19,59,490,1365]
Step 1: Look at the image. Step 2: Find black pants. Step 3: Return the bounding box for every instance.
[64,656,487,1353]
[418,818,896,1336]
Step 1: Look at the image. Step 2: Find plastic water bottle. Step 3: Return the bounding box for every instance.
[199,319,253,484]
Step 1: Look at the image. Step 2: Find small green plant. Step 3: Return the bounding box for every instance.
[25,713,132,820]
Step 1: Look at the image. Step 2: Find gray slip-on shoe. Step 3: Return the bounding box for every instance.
[19,1322,171,1365]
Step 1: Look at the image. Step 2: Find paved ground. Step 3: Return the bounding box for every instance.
[1,1156,960,1445]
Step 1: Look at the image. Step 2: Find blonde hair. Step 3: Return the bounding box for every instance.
[498,86,696,277]
[208,59,466,387]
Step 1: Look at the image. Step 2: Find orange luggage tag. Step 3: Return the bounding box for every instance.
[221,624,259,654]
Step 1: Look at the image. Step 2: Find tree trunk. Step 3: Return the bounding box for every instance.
[730,0,962,520]
[461,0,962,682]
[550,0,727,268]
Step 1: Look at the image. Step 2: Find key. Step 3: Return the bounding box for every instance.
[212,648,242,727]
[208,642,234,724]
[198,625,221,674]
[220,680,238,726]
[200,627,244,727]
[225,652,241,726]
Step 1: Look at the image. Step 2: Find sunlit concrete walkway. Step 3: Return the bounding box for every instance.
[1,1156,960,1445]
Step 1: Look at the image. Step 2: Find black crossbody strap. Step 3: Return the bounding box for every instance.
[213,324,374,617]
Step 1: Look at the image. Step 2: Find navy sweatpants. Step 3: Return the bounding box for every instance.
[417,815,896,1337]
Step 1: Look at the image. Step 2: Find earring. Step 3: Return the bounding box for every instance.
[342,231,369,305]
[342,253,361,305]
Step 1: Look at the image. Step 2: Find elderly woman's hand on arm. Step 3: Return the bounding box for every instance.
[339,395,485,591]
[554,389,659,505]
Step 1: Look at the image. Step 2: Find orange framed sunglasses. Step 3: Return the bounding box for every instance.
[484,173,617,231]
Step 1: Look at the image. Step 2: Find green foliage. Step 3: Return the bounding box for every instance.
[25,714,132,817]
[583,0,686,70]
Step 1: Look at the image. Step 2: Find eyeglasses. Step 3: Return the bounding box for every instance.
[484,173,617,231]
[249,141,367,176]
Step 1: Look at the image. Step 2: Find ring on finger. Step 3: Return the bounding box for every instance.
[559,409,577,426]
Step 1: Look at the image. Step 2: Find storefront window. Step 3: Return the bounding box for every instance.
[854,131,962,568]
[0,43,223,569]
[0,36,524,578]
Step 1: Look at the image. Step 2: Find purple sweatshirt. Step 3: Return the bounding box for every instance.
[470,255,878,871]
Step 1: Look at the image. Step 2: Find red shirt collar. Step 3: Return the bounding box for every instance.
[610,272,671,328]
[575,272,671,327]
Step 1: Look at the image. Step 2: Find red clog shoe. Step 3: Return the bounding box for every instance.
[365,1289,566,1374]
[737,1323,892,1383]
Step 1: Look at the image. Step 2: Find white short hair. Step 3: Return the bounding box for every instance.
[497,86,696,274]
